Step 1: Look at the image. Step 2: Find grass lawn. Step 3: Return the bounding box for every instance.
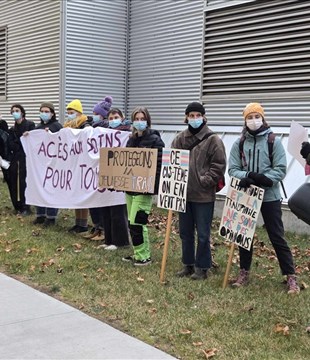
[0,179,309,360]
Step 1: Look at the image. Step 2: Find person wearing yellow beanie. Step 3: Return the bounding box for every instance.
[64,98,90,233]
[64,99,90,129]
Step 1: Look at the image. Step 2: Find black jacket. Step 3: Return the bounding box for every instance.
[126,128,165,195]
[35,118,62,133]
[8,119,35,161]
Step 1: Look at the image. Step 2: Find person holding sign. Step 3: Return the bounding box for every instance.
[122,106,165,266]
[228,102,299,294]
[172,102,226,280]
[64,99,91,233]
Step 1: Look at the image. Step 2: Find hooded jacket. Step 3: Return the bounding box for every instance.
[228,127,286,202]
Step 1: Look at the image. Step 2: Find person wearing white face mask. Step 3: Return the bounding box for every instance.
[33,102,62,226]
[171,102,226,280]
[228,102,299,294]
[7,104,35,215]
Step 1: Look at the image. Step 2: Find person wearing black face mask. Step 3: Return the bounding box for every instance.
[171,102,226,280]
[228,102,299,294]
[7,104,35,215]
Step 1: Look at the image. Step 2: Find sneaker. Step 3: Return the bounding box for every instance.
[43,218,55,227]
[105,245,118,251]
[68,225,88,234]
[287,275,300,294]
[190,268,208,280]
[176,265,194,277]
[134,258,152,266]
[33,216,46,225]
[122,255,135,263]
[232,269,250,287]
[91,230,105,241]
[83,227,99,239]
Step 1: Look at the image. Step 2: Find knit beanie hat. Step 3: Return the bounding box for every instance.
[11,104,26,117]
[66,99,83,114]
[185,102,205,115]
[40,102,55,113]
[243,102,265,119]
[93,96,113,118]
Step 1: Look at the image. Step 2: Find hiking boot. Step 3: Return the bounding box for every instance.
[134,258,152,266]
[176,265,194,278]
[190,268,208,280]
[232,269,250,287]
[33,216,46,225]
[83,227,100,239]
[122,255,135,263]
[287,275,300,294]
[91,230,105,241]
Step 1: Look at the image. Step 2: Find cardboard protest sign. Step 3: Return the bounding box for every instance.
[219,176,264,251]
[157,148,189,212]
[99,147,158,193]
[21,127,129,208]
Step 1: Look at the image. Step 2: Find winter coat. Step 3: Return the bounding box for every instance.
[228,127,286,202]
[64,114,91,129]
[126,128,165,195]
[35,118,62,133]
[8,119,35,162]
[172,125,226,202]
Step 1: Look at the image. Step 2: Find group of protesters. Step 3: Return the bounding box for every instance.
[1,99,309,294]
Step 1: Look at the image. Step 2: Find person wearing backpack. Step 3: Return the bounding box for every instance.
[171,102,226,280]
[228,102,299,294]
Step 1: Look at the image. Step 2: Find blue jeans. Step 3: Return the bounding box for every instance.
[36,206,58,219]
[179,201,214,270]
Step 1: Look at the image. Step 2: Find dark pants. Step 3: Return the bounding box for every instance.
[89,207,104,229]
[179,201,214,270]
[7,158,29,212]
[102,205,129,247]
[239,200,295,275]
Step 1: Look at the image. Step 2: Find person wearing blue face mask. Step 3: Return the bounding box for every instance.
[122,106,165,266]
[7,104,35,215]
[171,102,226,280]
[32,102,62,226]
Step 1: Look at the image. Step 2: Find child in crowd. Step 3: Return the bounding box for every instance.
[64,99,91,233]
[228,102,299,294]
[83,96,113,241]
[122,106,165,266]
[99,108,131,250]
[33,102,62,226]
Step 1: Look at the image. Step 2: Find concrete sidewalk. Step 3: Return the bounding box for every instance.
[0,273,176,359]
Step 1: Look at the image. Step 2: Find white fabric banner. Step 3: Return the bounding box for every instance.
[21,127,130,208]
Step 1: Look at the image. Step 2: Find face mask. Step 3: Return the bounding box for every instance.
[92,115,101,123]
[40,112,51,123]
[133,120,147,132]
[188,117,203,129]
[67,113,77,120]
[12,112,22,121]
[246,118,263,131]
[109,119,122,128]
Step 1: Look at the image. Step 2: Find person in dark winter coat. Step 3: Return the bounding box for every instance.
[33,102,62,226]
[0,116,10,183]
[99,108,131,250]
[8,104,35,215]
[172,102,226,280]
[122,106,165,266]
[228,102,299,294]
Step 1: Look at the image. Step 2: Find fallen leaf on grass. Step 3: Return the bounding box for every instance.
[99,302,107,308]
[56,246,65,252]
[306,326,310,333]
[4,247,12,252]
[41,258,55,268]
[79,303,85,310]
[29,265,36,271]
[148,307,157,314]
[57,268,63,274]
[180,329,192,335]
[192,342,203,346]
[73,243,82,250]
[188,292,195,300]
[300,281,309,290]
[274,323,290,336]
[26,248,39,254]
[202,348,218,359]
[137,276,144,282]
[146,299,154,304]
[31,230,41,237]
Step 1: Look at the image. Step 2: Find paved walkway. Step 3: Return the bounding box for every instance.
[0,273,176,359]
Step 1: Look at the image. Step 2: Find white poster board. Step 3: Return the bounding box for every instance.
[157,148,189,212]
[219,177,264,251]
[287,120,308,167]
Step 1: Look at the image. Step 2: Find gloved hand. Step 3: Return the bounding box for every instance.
[238,177,255,189]
[300,142,310,159]
[248,172,273,187]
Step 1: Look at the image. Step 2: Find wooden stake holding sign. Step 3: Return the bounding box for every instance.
[157,148,190,283]
[219,177,264,288]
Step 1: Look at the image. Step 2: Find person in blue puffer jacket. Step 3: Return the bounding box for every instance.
[228,102,299,294]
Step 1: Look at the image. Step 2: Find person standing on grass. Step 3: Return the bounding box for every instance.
[32,102,62,227]
[99,108,131,251]
[83,96,113,241]
[7,104,35,215]
[122,106,165,266]
[0,115,10,184]
[64,99,91,233]
[228,102,299,294]
[171,102,226,280]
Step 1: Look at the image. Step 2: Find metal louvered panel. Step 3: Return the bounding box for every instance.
[202,0,310,126]
[65,0,127,120]
[128,0,204,125]
[0,0,60,125]
[0,27,6,98]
